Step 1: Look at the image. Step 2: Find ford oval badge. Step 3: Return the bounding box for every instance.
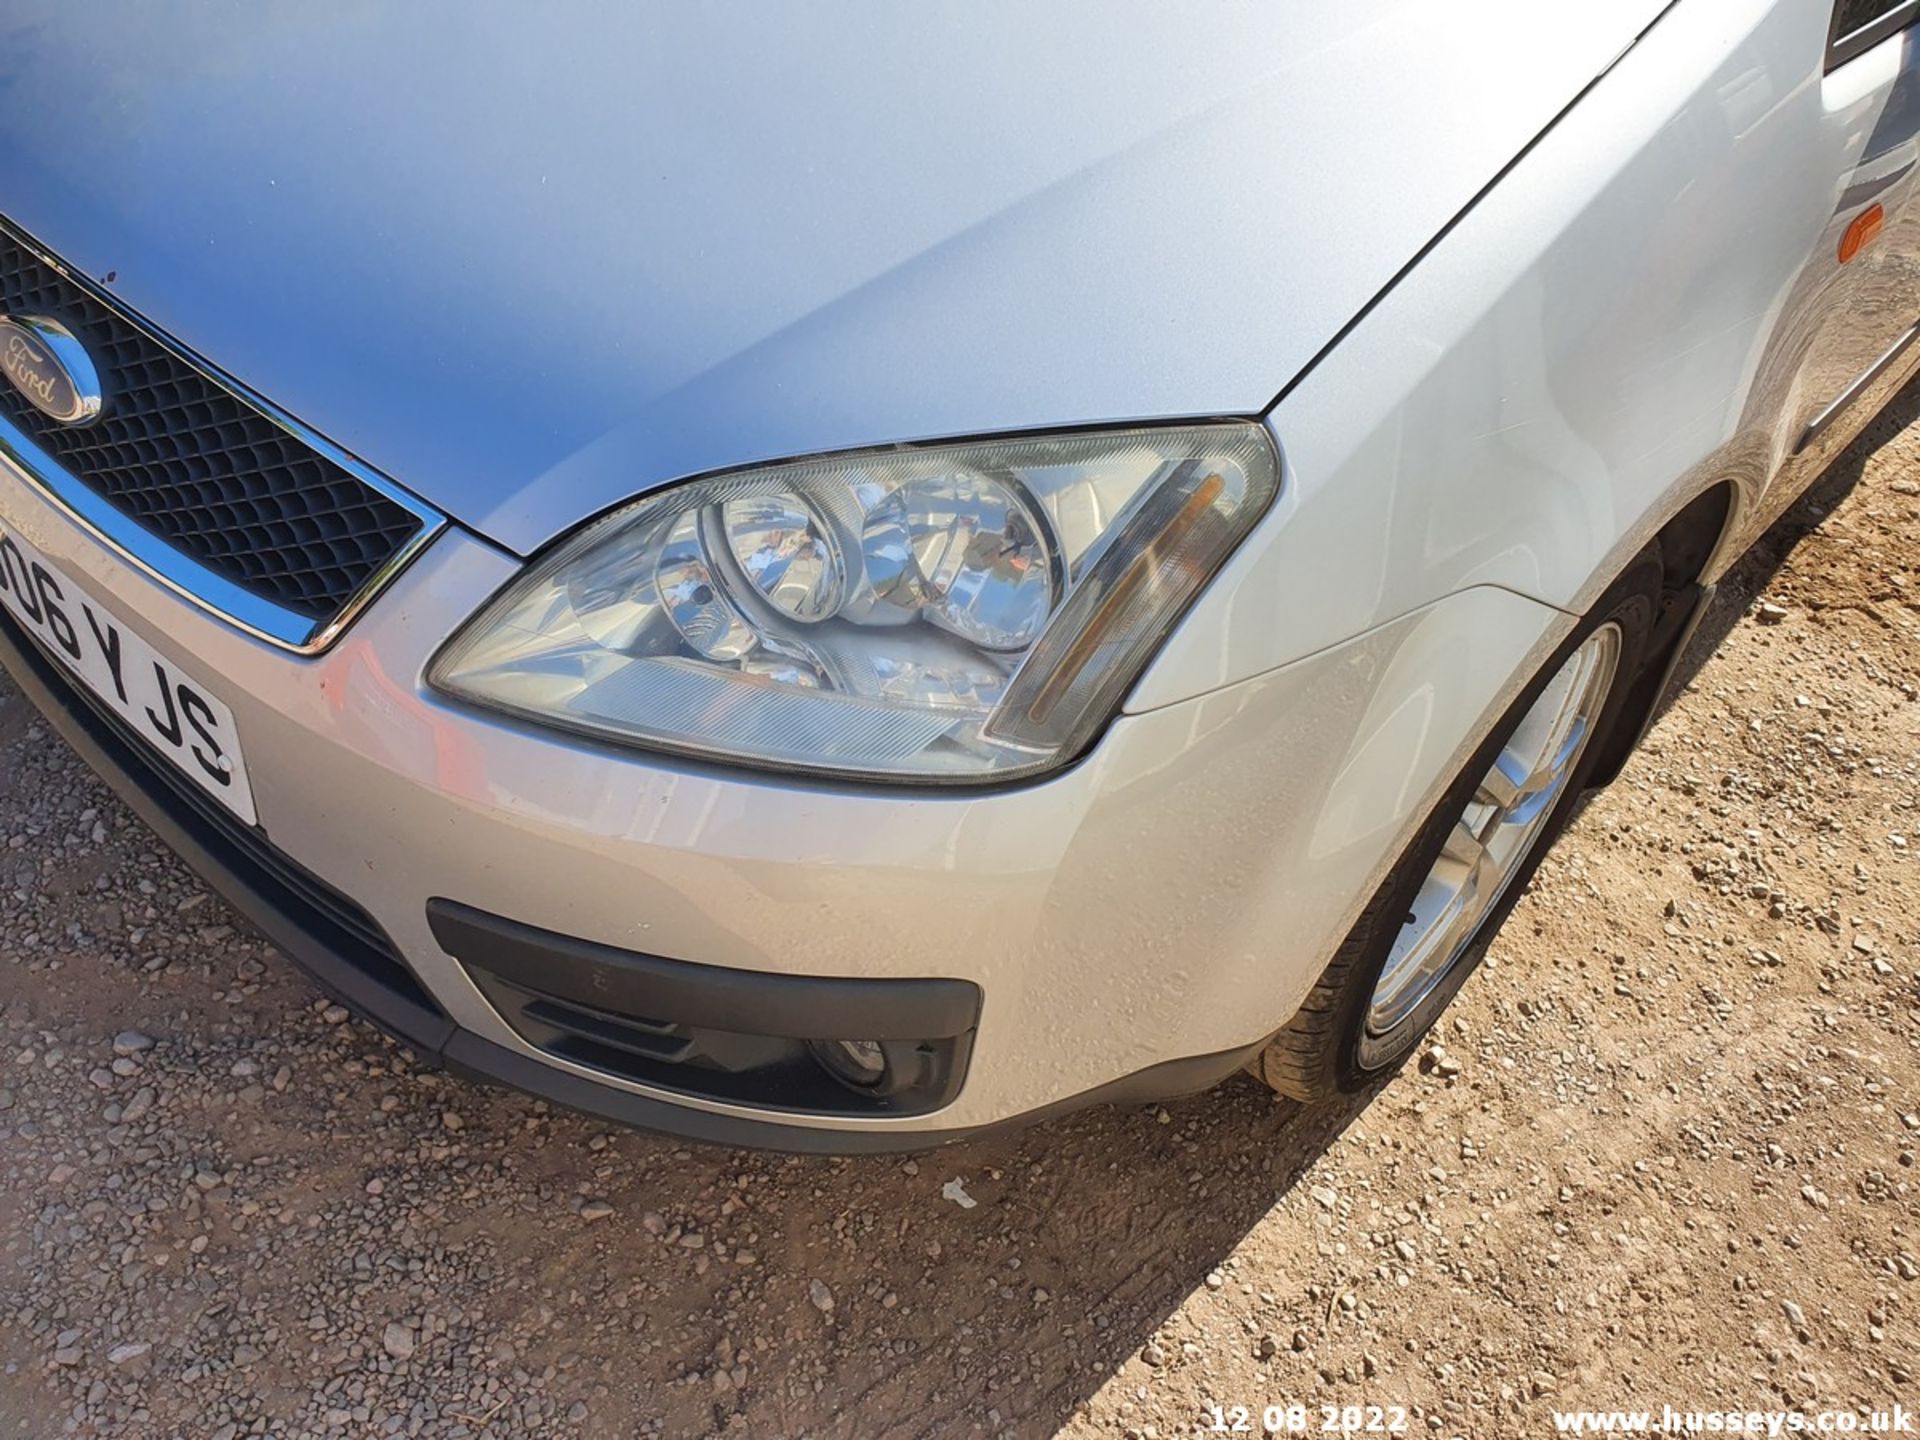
[0,314,104,425]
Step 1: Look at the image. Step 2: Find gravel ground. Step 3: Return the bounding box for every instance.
[2,391,1917,1440]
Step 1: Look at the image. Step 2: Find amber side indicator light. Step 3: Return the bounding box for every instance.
[1840,203,1884,263]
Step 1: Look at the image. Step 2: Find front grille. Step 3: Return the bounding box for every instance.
[0,224,425,626]
[0,607,441,1022]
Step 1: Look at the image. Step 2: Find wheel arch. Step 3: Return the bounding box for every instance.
[1581,476,1741,787]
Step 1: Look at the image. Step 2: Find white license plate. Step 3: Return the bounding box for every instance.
[0,524,258,825]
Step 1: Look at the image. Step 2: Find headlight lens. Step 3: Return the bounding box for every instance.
[430,423,1278,781]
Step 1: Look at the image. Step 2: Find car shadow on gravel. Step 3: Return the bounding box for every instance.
[467,1064,1376,1438]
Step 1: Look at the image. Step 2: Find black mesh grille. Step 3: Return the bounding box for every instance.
[0,226,424,625]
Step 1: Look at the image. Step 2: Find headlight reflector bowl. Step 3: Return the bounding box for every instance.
[722,492,845,622]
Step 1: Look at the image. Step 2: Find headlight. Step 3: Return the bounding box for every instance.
[429,423,1279,782]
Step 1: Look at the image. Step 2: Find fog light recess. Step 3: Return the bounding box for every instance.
[810,1038,889,1090]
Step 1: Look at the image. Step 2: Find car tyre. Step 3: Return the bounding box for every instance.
[1254,548,1666,1102]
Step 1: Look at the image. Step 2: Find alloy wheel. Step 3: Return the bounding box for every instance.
[1357,622,1623,1068]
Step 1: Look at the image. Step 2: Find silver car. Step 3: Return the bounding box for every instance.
[0,0,1913,1149]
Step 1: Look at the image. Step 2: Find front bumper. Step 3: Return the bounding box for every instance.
[0,454,1568,1148]
[0,605,1259,1148]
